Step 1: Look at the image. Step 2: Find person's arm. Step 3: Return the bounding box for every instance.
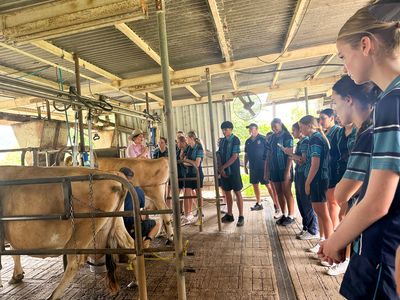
[334,178,362,205]
[305,157,319,195]
[283,136,293,181]
[137,145,149,158]
[319,170,399,263]
[221,153,239,170]
[244,153,249,174]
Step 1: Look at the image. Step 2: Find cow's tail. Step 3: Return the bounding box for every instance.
[105,235,120,294]
[105,254,119,294]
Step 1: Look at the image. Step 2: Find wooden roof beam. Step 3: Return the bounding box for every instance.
[115,22,199,99]
[271,0,309,87]
[310,54,337,80]
[115,43,337,89]
[0,0,148,44]
[140,75,340,109]
[207,0,238,90]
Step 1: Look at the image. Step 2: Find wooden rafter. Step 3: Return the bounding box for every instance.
[115,43,337,89]
[310,54,337,80]
[207,0,238,90]
[271,0,309,87]
[115,22,200,98]
[0,0,148,43]
[139,75,340,109]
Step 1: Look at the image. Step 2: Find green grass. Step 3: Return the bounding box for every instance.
[240,167,269,198]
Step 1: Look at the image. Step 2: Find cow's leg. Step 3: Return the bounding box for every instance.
[9,255,24,284]
[145,196,174,242]
[47,254,81,300]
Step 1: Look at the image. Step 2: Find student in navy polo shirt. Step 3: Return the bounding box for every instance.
[244,123,277,212]
[217,121,244,227]
[319,6,400,299]
[328,75,380,277]
[299,115,333,255]
[284,122,319,241]
[119,167,160,249]
[153,137,168,159]
[268,118,295,226]
[320,108,341,230]
[182,131,204,226]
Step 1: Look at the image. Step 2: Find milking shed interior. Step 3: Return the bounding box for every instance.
[0,0,372,299]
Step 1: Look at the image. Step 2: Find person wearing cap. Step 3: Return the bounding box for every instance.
[126,129,149,159]
[217,121,244,227]
[244,123,276,211]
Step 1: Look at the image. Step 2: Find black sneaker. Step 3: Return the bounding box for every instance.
[250,203,263,211]
[236,216,244,227]
[221,214,234,223]
[282,217,295,226]
[276,215,287,226]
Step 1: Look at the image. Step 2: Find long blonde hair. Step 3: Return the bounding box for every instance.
[299,115,331,150]
[337,5,400,56]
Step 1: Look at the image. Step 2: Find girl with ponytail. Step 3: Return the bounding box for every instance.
[322,75,381,277]
[182,131,204,226]
[319,4,400,299]
[269,118,296,226]
[299,115,333,256]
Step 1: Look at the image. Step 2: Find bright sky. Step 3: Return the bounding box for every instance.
[0,125,18,160]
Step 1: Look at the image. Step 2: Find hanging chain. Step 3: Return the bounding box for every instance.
[88,173,98,299]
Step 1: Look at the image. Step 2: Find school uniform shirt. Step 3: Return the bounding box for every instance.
[184,143,204,177]
[268,131,293,173]
[294,136,309,174]
[153,147,168,159]
[342,126,373,183]
[244,134,268,170]
[355,76,400,268]
[218,134,241,176]
[337,126,357,180]
[326,124,341,185]
[123,186,145,229]
[304,131,330,182]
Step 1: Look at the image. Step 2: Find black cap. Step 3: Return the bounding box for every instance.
[246,123,258,129]
[119,167,134,178]
[221,121,233,129]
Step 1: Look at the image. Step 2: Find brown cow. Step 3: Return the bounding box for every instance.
[0,166,137,300]
[96,157,174,241]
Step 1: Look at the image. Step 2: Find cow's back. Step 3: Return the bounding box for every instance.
[0,166,125,251]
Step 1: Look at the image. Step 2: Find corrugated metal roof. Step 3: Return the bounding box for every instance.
[278,57,325,84]
[289,0,371,50]
[218,0,297,60]
[0,0,52,13]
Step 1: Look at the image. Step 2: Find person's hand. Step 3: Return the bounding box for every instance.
[318,238,346,265]
[221,170,228,178]
[305,181,311,196]
[244,167,248,175]
[264,172,270,181]
[283,147,292,156]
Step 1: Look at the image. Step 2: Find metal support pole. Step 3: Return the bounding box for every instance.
[87,111,95,168]
[272,102,276,118]
[304,87,309,115]
[73,53,85,166]
[206,68,222,232]
[156,1,186,299]
[46,100,51,120]
[222,95,228,121]
[36,106,42,119]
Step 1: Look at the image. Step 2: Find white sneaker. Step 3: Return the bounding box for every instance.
[308,243,321,254]
[327,259,349,276]
[180,216,189,226]
[320,260,333,267]
[273,209,283,219]
[299,232,320,241]
[186,215,196,224]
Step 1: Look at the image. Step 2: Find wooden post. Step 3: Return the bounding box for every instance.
[73,53,85,166]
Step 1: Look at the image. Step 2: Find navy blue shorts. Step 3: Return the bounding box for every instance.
[249,168,268,185]
[219,173,243,192]
[328,165,338,189]
[340,253,399,300]
[309,179,328,203]
[185,170,204,190]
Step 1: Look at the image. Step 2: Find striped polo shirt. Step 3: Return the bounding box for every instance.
[305,131,330,181]
[294,136,309,173]
[357,75,400,267]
